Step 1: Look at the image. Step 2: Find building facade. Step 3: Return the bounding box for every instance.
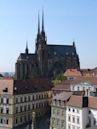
[70,77,97,96]
[50,92,72,129]
[0,78,53,129]
[50,91,97,129]
[15,12,80,80]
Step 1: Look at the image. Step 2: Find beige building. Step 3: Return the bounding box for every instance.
[0,78,53,129]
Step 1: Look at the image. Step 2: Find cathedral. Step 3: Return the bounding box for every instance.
[15,12,80,80]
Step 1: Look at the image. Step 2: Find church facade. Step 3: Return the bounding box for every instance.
[15,12,80,80]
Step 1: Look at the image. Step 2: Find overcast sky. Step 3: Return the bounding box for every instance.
[0,0,97,72]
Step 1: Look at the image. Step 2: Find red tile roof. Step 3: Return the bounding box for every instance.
[88,96,97,109]
[66,95,84,108]
[0,78,53,95]
[66,95,97,109]
[53,91,73,101]
[71,77,97,85]
[52,80,71,91]
[64,69,82,77]
[13,79,53,95]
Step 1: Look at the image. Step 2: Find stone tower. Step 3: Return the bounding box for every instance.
[35,10,48,77]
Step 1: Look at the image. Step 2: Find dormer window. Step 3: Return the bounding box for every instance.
[54,52,56,55]
[66,52,69,55]
[72,52,75,55]
[3,88,8,92]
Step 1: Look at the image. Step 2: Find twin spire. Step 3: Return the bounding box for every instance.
[25,10,45,54]
[38,9,45,35]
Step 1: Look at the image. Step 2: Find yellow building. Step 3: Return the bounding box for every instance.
[0,78,53,129]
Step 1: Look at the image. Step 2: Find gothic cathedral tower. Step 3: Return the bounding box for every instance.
[35,11,48,77]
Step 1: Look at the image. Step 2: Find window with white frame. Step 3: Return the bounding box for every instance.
[68,115,71,122]
[77,117,80,124]
[72,116,75,123]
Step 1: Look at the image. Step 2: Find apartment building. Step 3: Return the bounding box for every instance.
[50,91,72,129]
[50,90,97,129]
[0,78,53,129]
[70,77,97,96]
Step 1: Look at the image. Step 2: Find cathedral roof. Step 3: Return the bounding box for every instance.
[18,53,36,61]
[47,44,76,57]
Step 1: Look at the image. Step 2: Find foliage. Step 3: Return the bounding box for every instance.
[52,73,67,85]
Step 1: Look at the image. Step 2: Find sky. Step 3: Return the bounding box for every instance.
[0,0,97,72]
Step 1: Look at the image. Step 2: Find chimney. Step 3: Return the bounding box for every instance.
[83,96,88,107]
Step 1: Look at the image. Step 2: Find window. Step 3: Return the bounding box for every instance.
[32,95,34,100]
[16,98,18,103]
[61,120,64,127]
[6,98,9,104]
[83,87,85,91]
[77,117,80,124]
[6,119,9,124]
[68,124,71,129]
[20,97,23,102]
[73,109,75,112]
[28,105,30,110]
[94,118,96,125]
[72,116,75,123]
[1,98,3,104]
[72,126,75,129]
[59,100,61,106]
[20,106,23,112]
[1,108,3,113]
[24,105,26,111]
[32,104,34,110]
[20,117,22,122]
[68,108,70,111]
[28,96,30,101]
[72,52,75,56]
[57,109,60,115]
[16,107,18,113]
[68,115,71,122]
[24,97,27,102]
[61,110,64,116]
[15,118,18,124]
[89,110,91,114]
[0,118,3,124]
[6,108,9,114]
[53,108,55,114]
[3,88,8,92]
[77,109,79,113]
[77,87,79,91]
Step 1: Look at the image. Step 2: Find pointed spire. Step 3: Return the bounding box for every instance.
[38,12,40,34]
[73,41,76,48]
[42,8,44,32]
[25,40,29,54]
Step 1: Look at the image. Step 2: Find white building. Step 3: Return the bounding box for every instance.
[66,95,89,129]
[70,77,97,96]
[66,95,97,129]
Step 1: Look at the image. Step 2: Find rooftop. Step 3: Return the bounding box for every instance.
[0,78,53,95]
[53,91,72,101]
[64,69,82,77]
